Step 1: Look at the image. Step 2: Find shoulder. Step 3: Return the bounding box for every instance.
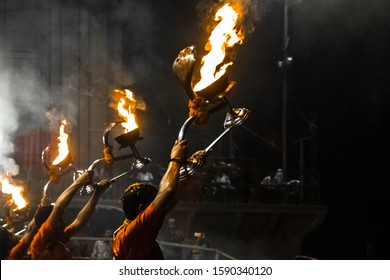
[31,220,54,246]
[114,203,162,240]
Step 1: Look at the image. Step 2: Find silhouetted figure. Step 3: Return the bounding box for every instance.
[91,229,113,260]
[30,171,110,259]
[112,140,199,259]
[1,199,52,260]
[212,171,235,202]
[158,218,184,259]
[190,232,209,260]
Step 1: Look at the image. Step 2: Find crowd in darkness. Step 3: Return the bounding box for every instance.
[1,140,198,260]
[1,150,309,260]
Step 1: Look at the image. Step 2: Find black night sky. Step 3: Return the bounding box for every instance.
[140,0,390,259]
[83,0,390,259]
[1,0,389,260]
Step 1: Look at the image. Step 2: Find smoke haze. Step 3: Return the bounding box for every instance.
[0,55,52,176]
[0,66,19,176]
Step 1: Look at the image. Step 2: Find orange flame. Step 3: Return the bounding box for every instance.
[1,178,27,210]
[114,89,138,133]
[194,4,244,92]
[52,120,70,166]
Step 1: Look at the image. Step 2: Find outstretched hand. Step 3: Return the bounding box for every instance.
[93,179,111,194]
[75,170,93,186]
[190,150,206,161]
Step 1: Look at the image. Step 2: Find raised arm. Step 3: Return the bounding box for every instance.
[66,179,111,236]
[152,140,188,216]
[46,171,93,227]
[7,219,37,259]
[22,194,51,242]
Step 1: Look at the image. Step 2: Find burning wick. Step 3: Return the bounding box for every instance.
[103,89,141,164]
[52,120,70,166]
[115,89,139,133]
[194,4,244,93]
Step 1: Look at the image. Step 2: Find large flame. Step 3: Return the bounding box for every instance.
[1,178,27,210]
[193,4,244,92]
[52,119,70,166]
[114,89,139,133]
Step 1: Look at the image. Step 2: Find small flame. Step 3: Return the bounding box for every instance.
[52,120,70,166]
[194,4,244,92]
[1,178,27,210]
[114,89,139,133]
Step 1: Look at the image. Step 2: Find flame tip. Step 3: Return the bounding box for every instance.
[114,88,139,133]
[194,3,244,92]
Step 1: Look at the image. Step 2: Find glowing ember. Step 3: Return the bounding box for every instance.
[194,4,244,92]
[52,119,70,166]
[1,178,27,210]
[114,89,139,133]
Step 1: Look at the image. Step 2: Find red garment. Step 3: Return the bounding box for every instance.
[30,220,72,260]
[113,202,164,260]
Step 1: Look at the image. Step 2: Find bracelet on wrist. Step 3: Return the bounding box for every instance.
[169,157,182,165]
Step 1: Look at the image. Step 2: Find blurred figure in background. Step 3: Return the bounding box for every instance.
[190,232,209,260]
[158,218,184,259]
[212,170,235,202]
[91,229,113,260]
[135,165,156,187]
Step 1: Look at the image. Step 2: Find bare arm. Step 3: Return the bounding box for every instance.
[19,219,37,245]
[46,171,93,227]
[169,149,206,208]
[153,140,188,216]
[66,179,111,236]
[7,219,37,259]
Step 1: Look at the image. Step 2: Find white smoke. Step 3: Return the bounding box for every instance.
[0,1,158,179]
[0,64,20,176]
[0,54,51,177]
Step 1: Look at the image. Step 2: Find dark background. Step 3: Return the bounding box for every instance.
[128,0,390,258]
[1,0,389,259]
[136,0,390,259]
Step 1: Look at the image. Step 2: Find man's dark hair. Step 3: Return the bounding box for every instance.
[34,205,54,229]
[121,183,157,220]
